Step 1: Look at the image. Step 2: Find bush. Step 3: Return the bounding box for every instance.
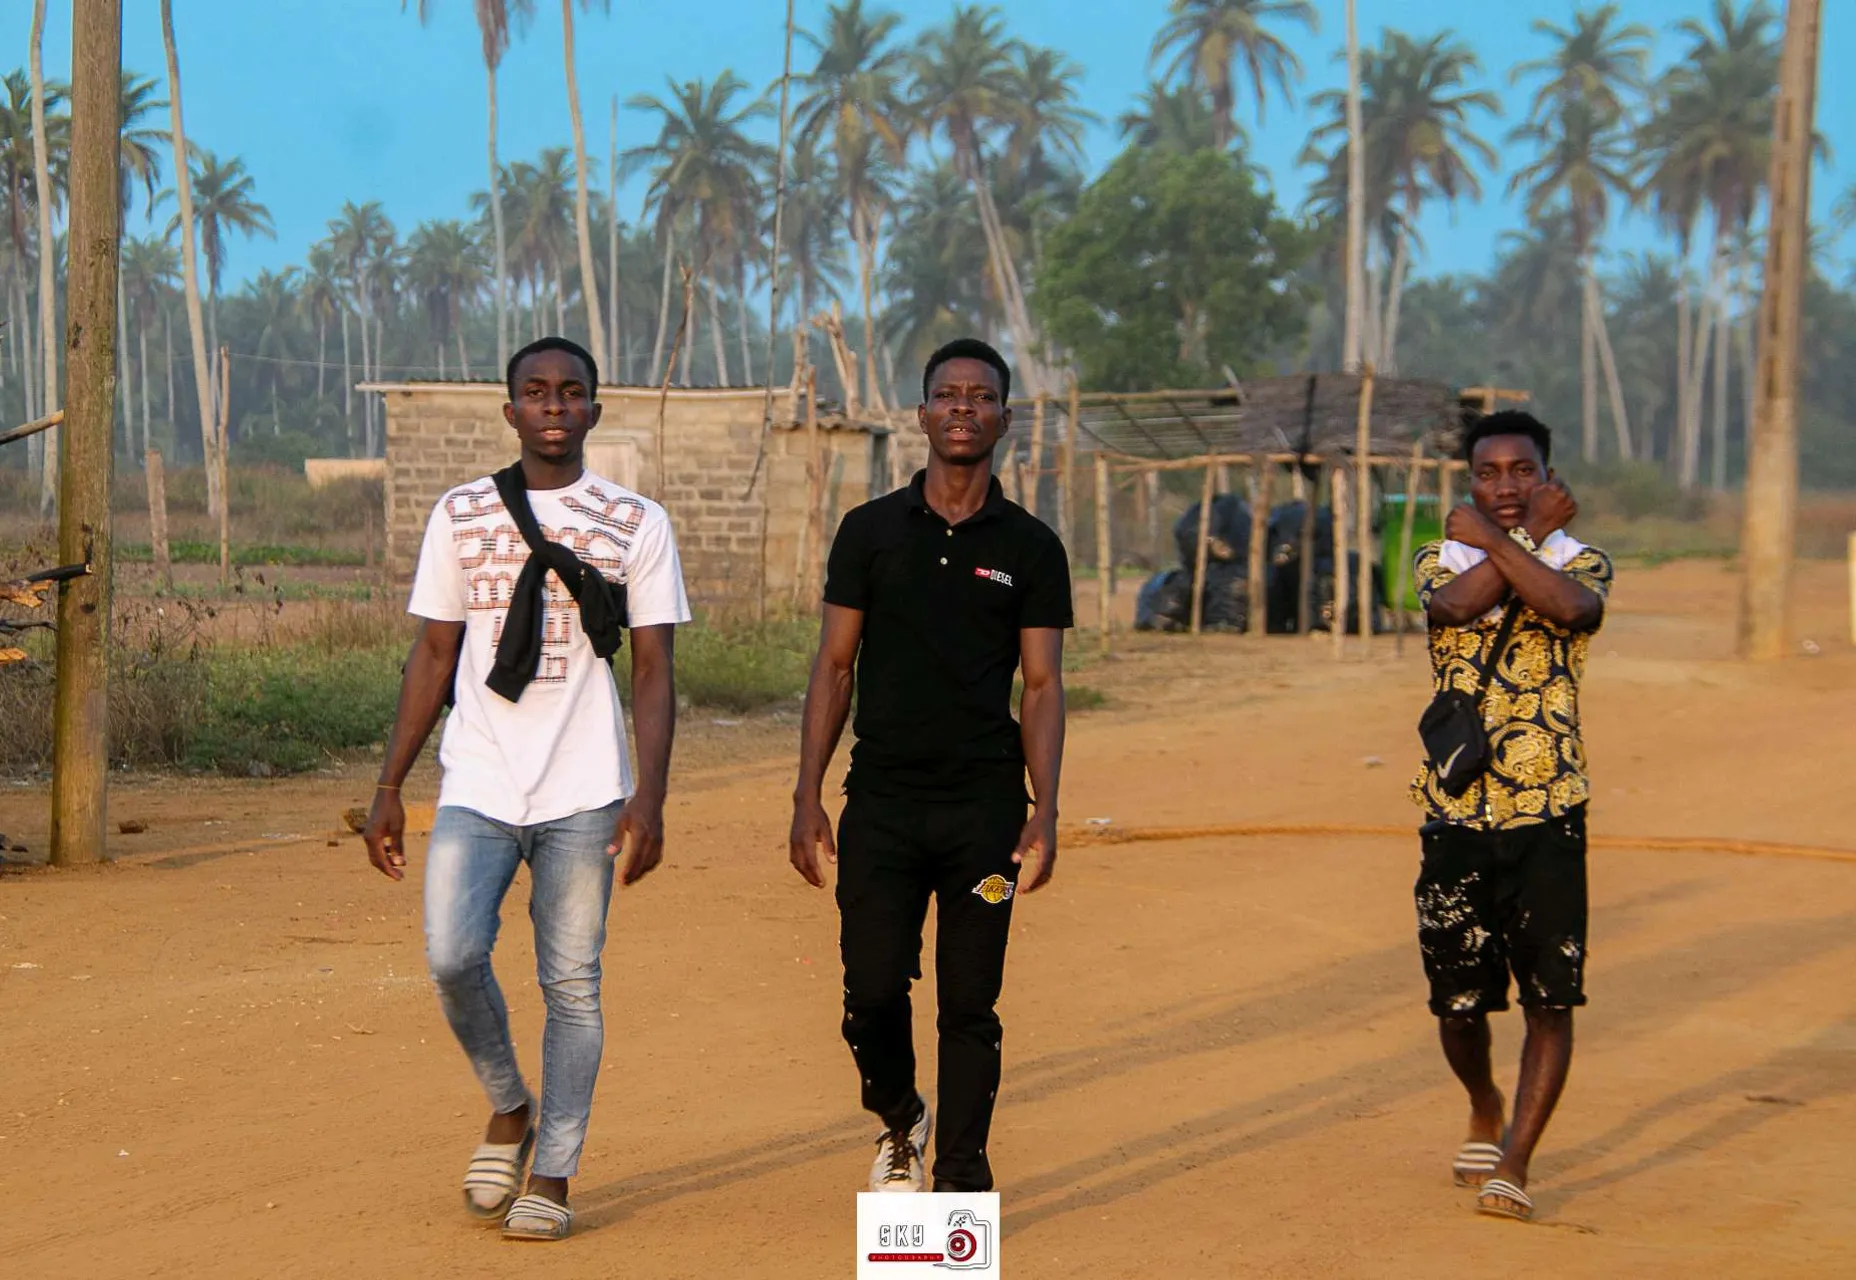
[185,646,404,774]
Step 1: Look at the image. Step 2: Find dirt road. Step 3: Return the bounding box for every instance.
[2,559,1853,1277]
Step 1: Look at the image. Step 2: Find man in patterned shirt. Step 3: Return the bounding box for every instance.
[1411,410,1613,1222]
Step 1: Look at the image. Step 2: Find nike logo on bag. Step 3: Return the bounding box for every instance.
[1440,743,1468,776]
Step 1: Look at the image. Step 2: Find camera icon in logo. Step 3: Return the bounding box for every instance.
[939,1208,992,1270]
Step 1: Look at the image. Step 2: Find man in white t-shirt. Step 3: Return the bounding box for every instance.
[363,337,690,1242]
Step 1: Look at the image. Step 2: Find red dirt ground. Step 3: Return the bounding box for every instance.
[2,558,1853,1278]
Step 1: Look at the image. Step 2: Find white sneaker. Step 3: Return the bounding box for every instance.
[868,1095,932,1193]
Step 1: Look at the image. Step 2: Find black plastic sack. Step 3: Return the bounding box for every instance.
[1172,494,1251,569]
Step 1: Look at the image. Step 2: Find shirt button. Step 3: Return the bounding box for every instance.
[940,557,948,566]
[945,529,953,537]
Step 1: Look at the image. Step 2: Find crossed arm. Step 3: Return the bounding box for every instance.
[1426,485,1603,631]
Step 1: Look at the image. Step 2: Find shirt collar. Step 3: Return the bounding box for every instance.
[905,469,1009,525]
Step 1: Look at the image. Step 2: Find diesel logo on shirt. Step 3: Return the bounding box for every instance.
[973,567,1014,587]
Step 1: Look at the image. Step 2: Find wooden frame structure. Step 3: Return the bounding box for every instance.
[987,372,1515,656]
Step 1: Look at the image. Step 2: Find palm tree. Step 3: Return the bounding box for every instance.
[499,149,577,338]
[160,0,223,515]
[113,71,168,459]
[407,219,489,378]
[1306,30,1499,375]
[1149,0,1318,150]
[0,68,68,437]
[795,0,909,407]
[1509,101,1636,461]
[121,232,178,459]
[406,0,536,372]
[625,74,771,387]
[1513,5,1652,124]
[1512,5,1649,463]
[327,200,395,453]
[1639,0,1778,488]
[169,150,275,396]
[299,243,343,408]
[1118,82,1228,154]
[116,71,166,216]
[1002,46,1097,192]
[882,161,994,370]
[777,134,850,341]
[909,6,1047,393]
[29,0,61,509]
[558,0,609,368]
[241,267,300,435]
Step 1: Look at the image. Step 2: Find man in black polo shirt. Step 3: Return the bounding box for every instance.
[789,338,1072,1195]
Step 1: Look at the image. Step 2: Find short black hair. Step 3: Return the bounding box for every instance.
[506,336,599,401]
[922,338,1010,404]
[1462,409,1551,467]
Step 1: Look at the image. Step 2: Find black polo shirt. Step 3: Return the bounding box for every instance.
[824,470,1073,802]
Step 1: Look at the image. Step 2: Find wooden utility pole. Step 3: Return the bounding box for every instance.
[1245,464,1269,636]
[1354,366,1376,642]
[1739,0,1821,660]
[145,447,172,591]
[1094,455,1112,654]
[51,0,123,868]
[1341,0,1365,374]
[217,345,231,587]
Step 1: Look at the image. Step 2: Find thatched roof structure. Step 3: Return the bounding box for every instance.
[1070,374,1472,461]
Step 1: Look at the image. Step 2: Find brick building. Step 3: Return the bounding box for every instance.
[365,381,923,617]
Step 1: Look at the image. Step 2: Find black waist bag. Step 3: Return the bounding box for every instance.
[1418,600,1522,797]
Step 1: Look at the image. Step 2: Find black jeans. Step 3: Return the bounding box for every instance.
[836,791,1026,1192]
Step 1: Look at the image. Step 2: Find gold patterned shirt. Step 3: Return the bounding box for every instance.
[1410,534,1615,830]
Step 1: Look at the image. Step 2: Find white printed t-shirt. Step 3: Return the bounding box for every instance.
[407,469,691,825]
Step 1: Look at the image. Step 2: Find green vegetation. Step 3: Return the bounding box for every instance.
[117,541,367,567]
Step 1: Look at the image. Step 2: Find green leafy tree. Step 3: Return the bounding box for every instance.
[1035,147,1310,391]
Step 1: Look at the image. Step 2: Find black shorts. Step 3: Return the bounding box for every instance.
[1414,806,1588,1017]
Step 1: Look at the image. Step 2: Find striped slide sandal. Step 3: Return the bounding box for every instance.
[1476,1178,1535,1222]
[462,1123,535,1221]
[1452,1140,1504,1188]
[502,1193,574,1242]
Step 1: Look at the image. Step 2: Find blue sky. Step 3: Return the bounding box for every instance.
[10,0,1852,291]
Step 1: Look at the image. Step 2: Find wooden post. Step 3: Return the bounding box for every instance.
[1246,462,1270,636]
[1394,441,1424,657]
[1058,372,1079,551]
[145,446,171,591]
[1145,469,1162,567]
[791,365,822,609]
[1188,460,1215,636]
[1094,454,1112,655]
[1026,389,1047,521]
[1848,531,1855,646]
[1298,463,1319,635]
[217,345,231,588]
[1439,460,1455,517]
[1354,365,1376,643]
[50,0,121,868]
[1331,467,1350,659]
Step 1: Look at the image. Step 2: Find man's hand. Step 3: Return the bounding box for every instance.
[1444,502,1505,552]
[789,796,837,888]
[363,788,407,881]
[1526,479,1578,541]
[1012,808,1058,894]
[608,792,665,886]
